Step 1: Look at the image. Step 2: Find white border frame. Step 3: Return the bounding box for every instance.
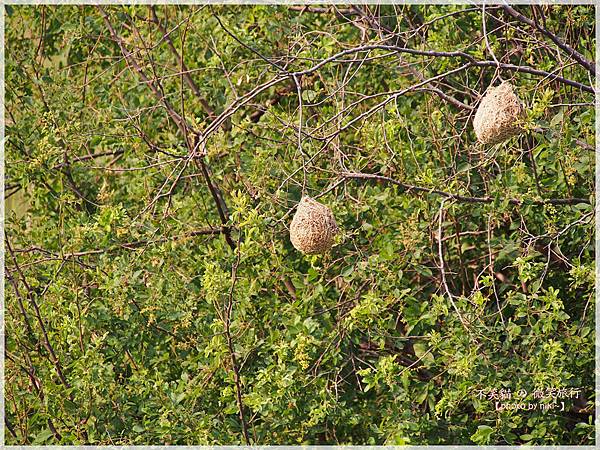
[0,1,597,448]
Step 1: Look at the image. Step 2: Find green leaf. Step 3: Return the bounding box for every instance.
[33,429,54,444]
[470,425,494,444]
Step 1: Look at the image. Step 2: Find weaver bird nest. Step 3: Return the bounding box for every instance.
[473,81,525,144]
[290,196,339,254]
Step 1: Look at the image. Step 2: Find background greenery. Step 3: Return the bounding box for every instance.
[4,4,595,445]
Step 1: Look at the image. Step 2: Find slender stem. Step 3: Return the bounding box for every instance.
[502,4,595,76]
[341,171,590,205]
[225,239,251,444]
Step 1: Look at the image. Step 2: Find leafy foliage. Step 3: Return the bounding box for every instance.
[5,4,595,445]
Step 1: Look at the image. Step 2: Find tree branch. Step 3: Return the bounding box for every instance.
[502,4,595,76]
[340,171,590,206]
[225,239,251,444]
[149,6,216,119]
[99,6,235,250]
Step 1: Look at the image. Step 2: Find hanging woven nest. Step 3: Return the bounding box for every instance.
[289,196,339,255]
[473,81,524,144]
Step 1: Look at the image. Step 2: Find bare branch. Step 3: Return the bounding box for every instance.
[502,4,595,76]
[340,171,591,206]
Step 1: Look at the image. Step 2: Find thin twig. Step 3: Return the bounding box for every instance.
[341,171,590,206]
[224,237,251,444]
[502,4,595,76]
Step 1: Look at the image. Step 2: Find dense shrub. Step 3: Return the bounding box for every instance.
[5,4,595,444]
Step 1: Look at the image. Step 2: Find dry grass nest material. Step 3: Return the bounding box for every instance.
[290,196,339,254]
[473,82,525,144]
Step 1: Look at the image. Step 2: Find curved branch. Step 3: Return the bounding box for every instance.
[149,6,216,119]
[198,43,593,148]
[341,171,591,206]
[473,61,594,93]
[502,4,595,76]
